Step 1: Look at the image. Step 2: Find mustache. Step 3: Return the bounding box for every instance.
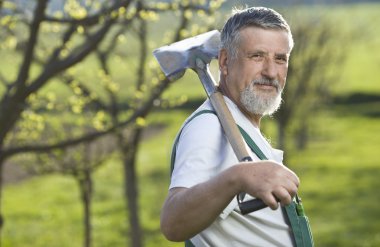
[251,78,281,91]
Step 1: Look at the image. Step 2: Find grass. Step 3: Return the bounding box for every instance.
[288,109,380,246]
[3,176,84,247]
[2,2,380,247]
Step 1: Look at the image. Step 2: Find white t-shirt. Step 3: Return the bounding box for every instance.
[170,97,294,247]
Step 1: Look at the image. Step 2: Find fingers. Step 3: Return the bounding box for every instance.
[260,193,279,210]
[283,166,300,188]
[260,186,293,210]
[238,161,300,210]
[280,173,299,198]
[273,186,292,206]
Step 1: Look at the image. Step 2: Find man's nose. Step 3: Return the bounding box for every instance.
[261,58,277,79]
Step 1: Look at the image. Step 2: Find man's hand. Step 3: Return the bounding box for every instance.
[160,160,299,241]
[236,160,300,210]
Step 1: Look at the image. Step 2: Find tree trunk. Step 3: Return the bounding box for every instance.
[0,156,4,247]
[277,122,286,152]
[295,122,309,150]
[121,127,143,247]
[78,170,93,247]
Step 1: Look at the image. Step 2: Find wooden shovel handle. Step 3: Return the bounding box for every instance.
[209,91,251,161]
[195,60,267,214]
[210,91,268,214]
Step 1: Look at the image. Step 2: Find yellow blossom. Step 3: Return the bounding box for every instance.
[136,117,146,127]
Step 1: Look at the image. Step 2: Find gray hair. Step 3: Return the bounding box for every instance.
[221,7,294,59]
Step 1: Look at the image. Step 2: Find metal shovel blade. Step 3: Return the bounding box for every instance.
[153,30,221,81]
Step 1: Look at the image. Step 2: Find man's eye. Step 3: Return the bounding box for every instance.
[276,56,288,63]
[249,53,264,60]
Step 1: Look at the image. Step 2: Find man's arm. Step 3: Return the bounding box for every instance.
[160,161,300,242]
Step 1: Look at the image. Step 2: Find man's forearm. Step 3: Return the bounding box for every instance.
[160,166,241,242]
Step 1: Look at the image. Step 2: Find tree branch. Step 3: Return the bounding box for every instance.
[43,0,132,26]
[0,0,48,144]
[0,72,9,87]
[136,17,147,90]
[14,0,48,89]
[1,0,215,158]
[61,74,109,112]
[1,76,171,158]
[26,18,115,95]
[24,1,135,97]
[145,2,214,14]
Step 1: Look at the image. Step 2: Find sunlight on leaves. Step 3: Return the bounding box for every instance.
[125,6,137,19]
[136,117,146,127]
[139,10,159,21]
[93,111,107,131]
[64,0,88,20]
[0,15,13,26]
[69,96,85,114]
[76,26,84,34]
[118,7,126,16]
[98,70,120,93]
[3,0,17,10]
[184,10,193,20]
[1,36,17,49]
[18,110,46,141]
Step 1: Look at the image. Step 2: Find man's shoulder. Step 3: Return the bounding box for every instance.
[177,100,223,143]
[183,109,220,136]
[184,99,217,124]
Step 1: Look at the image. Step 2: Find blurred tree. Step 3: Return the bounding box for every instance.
[27,135,115,247]
[0,0,223,246]
[274,15,350,152]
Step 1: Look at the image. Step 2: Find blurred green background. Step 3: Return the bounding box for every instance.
[1,0,380,247]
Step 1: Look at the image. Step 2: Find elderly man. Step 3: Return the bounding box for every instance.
[161,7,313,247]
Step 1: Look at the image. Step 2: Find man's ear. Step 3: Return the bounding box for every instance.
[218,48,228,76]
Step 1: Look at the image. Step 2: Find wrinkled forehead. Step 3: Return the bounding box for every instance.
[236,26,293,52]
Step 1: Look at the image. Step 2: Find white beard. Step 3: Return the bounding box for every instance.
[240,79,283,116]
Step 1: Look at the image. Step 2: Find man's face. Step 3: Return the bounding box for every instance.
[220,26,291,116]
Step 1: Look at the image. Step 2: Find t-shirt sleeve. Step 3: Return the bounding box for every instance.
[170,113,229,189]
